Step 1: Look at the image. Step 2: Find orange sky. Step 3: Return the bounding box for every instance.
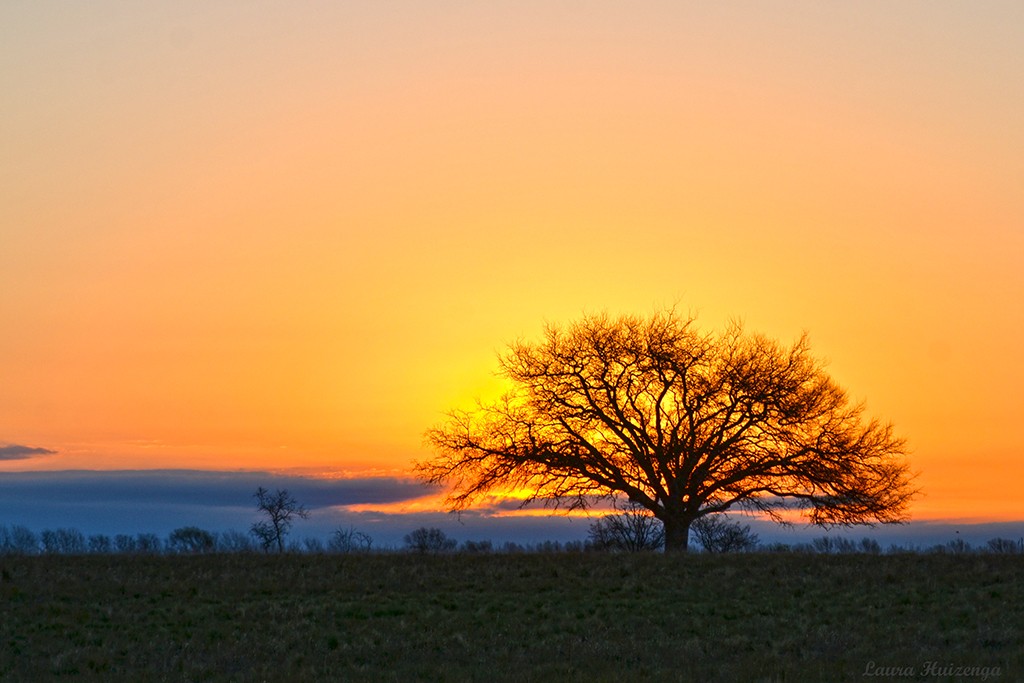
[2,2,1022,523]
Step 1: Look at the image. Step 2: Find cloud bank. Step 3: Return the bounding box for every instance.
[0,469,434,509]
[0,444,56,460]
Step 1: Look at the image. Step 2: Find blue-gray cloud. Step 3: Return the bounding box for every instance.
[0,444,57,460]
[0,469,435,509]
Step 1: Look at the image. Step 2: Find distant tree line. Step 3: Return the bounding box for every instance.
[1,488,1018,556]
[0,524,376,556]
[0,523,1021,556]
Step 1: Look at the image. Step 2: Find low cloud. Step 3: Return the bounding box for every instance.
[0,444,57,460]
[0,469,436,509]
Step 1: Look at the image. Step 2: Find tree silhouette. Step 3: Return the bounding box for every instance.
[0,525,38,555]
[167,526,216,554]
[587,501,664,552]
[329,526,374,554]
[40,528,86,554]
[251,487,309,553]
[690,515,759,553]
[403,527,457,554]
[419,310,914,552]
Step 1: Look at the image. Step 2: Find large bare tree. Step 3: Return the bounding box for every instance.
[419,310,914,552]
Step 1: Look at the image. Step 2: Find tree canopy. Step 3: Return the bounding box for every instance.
[419,310,915,552]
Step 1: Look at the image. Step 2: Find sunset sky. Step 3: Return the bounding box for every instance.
[3,2,1022,537]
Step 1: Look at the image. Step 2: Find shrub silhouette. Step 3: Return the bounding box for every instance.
[404,527,456,554]
[691,516,759,553]
[217,529,256,553]
[88,534,113,554]
[167,526,216,554]
[986,537,1022,554]
[0,525,39,555]
[40,528,86,554]
[587,502,664,552]
[460,539,493,553]
[329,527,373,554]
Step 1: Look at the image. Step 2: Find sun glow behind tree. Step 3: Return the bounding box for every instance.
[420,311,914,551]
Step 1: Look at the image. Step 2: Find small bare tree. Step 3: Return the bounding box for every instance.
[404,527,456,554]
[986,537,1021,554]
[328,526,373,554]
[87,534,113,554]
[0,525,39,555]
[40,528,86,554]
[587,501,664,552]
[251,486,309,553]
[167,526,216,554]
[217,529,255,553]
[691,515,759,553]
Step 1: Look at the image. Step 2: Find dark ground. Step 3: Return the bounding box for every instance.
[1,552,1020,681]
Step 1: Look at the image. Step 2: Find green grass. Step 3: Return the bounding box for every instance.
[1,553,1020,681]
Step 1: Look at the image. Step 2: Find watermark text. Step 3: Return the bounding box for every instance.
[863,661,1001,680]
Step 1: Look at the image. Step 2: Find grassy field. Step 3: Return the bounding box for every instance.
[1,552,1020,681]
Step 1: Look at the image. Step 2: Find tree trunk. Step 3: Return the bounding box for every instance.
[274,522,284,553]
[662,516,692,553]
